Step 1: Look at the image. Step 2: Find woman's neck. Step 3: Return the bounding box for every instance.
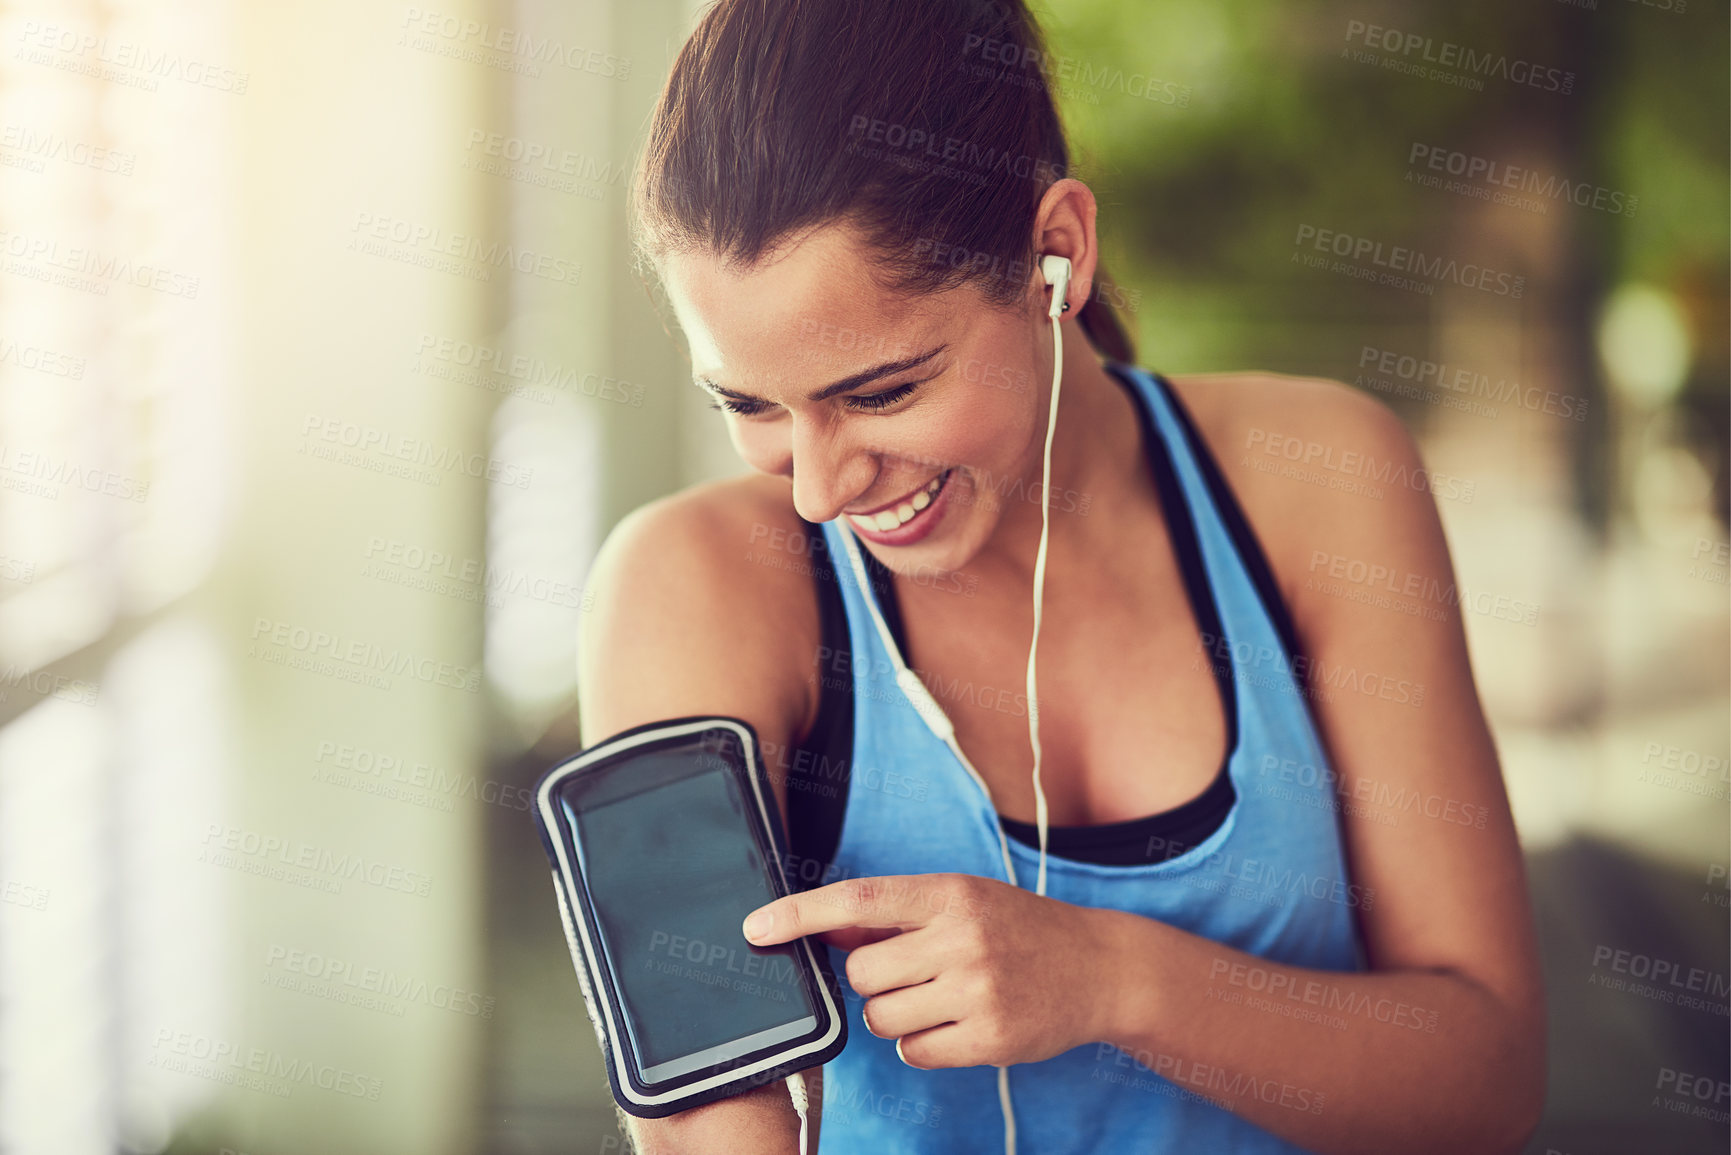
[966,334,1157,586]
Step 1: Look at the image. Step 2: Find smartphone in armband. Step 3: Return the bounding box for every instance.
[532,715,847,1118]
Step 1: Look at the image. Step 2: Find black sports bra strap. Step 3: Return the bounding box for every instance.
[784,523,853,891]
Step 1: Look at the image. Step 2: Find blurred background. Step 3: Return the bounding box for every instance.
[0,0,1723,1152]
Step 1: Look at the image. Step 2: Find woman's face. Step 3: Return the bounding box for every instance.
[661,223,1052,577]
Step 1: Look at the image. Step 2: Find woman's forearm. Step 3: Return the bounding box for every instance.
[623,1069,818,1155]
[1088,908,1543,1155]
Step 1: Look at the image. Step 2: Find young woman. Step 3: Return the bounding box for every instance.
[577,0,1545,1151]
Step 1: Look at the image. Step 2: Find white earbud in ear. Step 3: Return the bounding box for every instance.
[1040,254,1072,319]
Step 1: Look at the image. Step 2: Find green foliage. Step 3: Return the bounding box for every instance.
[1033,0,1728,383]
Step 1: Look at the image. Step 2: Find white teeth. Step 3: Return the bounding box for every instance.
[848,470,949,535]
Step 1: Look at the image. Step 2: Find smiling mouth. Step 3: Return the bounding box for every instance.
[846,468,953,534]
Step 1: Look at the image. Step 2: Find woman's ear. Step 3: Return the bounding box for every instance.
[1032,178,1100,320]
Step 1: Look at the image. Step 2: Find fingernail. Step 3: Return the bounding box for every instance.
[743,909,771,942]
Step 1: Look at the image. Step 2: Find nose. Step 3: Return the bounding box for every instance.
[787,413,873,525]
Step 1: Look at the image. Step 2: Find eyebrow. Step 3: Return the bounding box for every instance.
[694,343,950,405]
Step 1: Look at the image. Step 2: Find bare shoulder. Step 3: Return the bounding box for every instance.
[576,472,823,760]
[1159,369,1438,640]
[1162,368,1403,444]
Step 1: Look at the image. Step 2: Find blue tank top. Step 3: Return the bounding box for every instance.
[802,362,1366,1153]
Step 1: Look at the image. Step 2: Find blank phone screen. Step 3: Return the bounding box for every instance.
[569,754,814,1071]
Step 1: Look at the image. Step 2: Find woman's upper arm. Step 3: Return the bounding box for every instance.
[577,487,819,829]
[1204,375,1545,1029]
[574,488,823,1153]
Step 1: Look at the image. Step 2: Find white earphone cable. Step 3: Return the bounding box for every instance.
[997,278,1067,1155]
[787,1070,810,1155]
[828,268,1067,1155]
[1027,308,1062,900]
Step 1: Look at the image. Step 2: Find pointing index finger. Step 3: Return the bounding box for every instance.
[742,875,933,945]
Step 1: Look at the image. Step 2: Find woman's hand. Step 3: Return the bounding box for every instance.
[743,873,1121,1070]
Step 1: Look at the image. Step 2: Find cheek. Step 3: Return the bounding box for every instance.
[728,419,787,474]
[939,392,1034,469]
[859,399,1025,495]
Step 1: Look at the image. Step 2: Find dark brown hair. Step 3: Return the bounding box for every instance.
[631,0,1136,364]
